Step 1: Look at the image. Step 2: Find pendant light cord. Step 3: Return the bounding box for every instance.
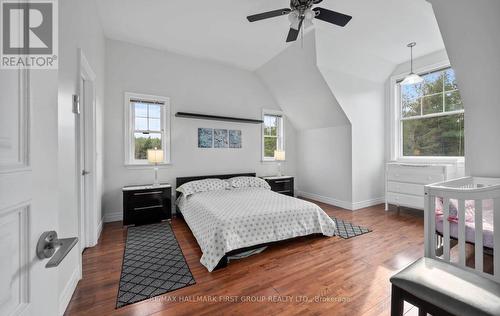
[410,45,414,73]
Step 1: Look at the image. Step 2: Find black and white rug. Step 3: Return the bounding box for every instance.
[116,222,195,308]
[330,216,372,239]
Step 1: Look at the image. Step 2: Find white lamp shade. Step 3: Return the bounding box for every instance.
[401,73,424,85]
[274,150,285,161]
[147,148,164,164]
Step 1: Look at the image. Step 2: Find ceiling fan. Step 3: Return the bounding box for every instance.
[247,0,352,43]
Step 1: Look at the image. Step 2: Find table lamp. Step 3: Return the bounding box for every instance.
[274,150,285,176]
[147,147,163,186]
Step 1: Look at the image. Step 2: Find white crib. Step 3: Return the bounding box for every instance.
[424,177,500,281]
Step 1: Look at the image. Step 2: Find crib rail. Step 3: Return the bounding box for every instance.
[424,177,500,282]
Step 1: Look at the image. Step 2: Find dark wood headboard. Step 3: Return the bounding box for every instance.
[175,172,256,198]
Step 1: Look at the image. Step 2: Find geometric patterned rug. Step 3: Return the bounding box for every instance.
[330,216,372,239]
[116,222,195,308]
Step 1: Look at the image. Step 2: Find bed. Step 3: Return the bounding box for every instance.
[435,198,494,249]
[175,173,336,272]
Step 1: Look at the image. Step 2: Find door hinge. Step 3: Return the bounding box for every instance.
[73,94,80,114]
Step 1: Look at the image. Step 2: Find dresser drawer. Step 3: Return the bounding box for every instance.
[387,166,445,184]
[126,190,166,209]
[269,178,293,191]
[262,177,294,196]
[123,185,172,225]
[387,181,424,196]
[386,192,424,209]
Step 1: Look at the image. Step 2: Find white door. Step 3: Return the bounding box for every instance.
[0,66,61,316]
[78,77,87,251]
[77,53,97,249]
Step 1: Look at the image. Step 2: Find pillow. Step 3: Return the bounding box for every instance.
[228,176,271,190]
[176,178,229,197]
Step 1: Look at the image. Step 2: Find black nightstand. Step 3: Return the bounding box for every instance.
[262,176,294,197]
[122,184,172,226]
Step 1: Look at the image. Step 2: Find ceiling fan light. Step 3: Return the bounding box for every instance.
[304,8,315,21]
[288,10,300,30]
[401,73,424,85]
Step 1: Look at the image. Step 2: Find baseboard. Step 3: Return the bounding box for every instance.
[104,210,122,223]
[351,197,385,210]
[96,216,104,243]
[59,267,81,315]
[297,191,353,210]
[297,191,385,211]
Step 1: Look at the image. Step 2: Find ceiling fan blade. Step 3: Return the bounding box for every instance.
[286,18,303,42]
[247,8,291,22]
[313,7,352,27]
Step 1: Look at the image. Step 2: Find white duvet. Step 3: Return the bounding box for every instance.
[177,187,336,271]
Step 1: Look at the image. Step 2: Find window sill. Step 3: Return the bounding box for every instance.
[124,162,172,169]
[393,156,464,165]
[261,159,287,163]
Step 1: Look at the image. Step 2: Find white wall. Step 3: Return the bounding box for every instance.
[428,0,500,176]
[319,68,387,206]
[102,39,297,219]
[296,126,353,207]
[256,32,349,130]
[314,28,390,208]
[256,32,353,207]
[58,0,105,313]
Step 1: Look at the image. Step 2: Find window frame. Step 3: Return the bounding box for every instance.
[389,61,465,163]
[261,109,285,162]
[124,92,171,166]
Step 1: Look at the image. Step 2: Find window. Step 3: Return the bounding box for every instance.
[262,110,284,161]
[397,67,464,158]
[124,93,171,165]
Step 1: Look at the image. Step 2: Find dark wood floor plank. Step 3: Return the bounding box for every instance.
[64,201,426,316]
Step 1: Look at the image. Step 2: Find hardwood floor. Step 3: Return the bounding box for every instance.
[65,201,426,316]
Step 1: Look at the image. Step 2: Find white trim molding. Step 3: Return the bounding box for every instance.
[124,92,171,166]
[297,191,384,211]
[78,49,100,251]
[352,197,386,210]
[0,69,30,174]
[58,267,81,315]
[261,109,285,162]
[0,202,30,316]
[389,59,465,164]
[104,210,122,223]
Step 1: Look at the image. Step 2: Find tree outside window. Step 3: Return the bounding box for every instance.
[400,67,464,157]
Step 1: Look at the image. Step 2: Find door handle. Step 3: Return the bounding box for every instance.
[82,170,90,176]
[36,231,78,268]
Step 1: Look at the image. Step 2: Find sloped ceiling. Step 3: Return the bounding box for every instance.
[428,0,500,176]
[256,32,349,130]
[95,0,444,71]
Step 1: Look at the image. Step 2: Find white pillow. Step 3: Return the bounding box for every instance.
[228,176,271,190]
[176,178,229,197]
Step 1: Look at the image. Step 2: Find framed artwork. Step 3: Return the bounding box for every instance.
[198,128,213,148]
[229,130,242,148]
[214,129,228,148]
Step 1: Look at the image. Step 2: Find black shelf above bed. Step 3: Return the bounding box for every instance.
[175,112,263,124]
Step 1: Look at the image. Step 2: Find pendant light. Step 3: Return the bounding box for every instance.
[401,42,423,85]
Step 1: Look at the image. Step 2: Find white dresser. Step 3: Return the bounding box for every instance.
[385,162,460,210]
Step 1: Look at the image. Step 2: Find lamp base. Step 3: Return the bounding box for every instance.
[153,165,159,186]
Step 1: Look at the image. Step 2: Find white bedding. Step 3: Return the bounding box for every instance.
[177,187,336,271]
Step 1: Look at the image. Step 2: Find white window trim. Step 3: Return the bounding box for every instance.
[389,60,465,164]
[124,92,171,166]
[261,109,285,162]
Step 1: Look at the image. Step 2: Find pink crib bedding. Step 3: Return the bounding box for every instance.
[435,199,494,249]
